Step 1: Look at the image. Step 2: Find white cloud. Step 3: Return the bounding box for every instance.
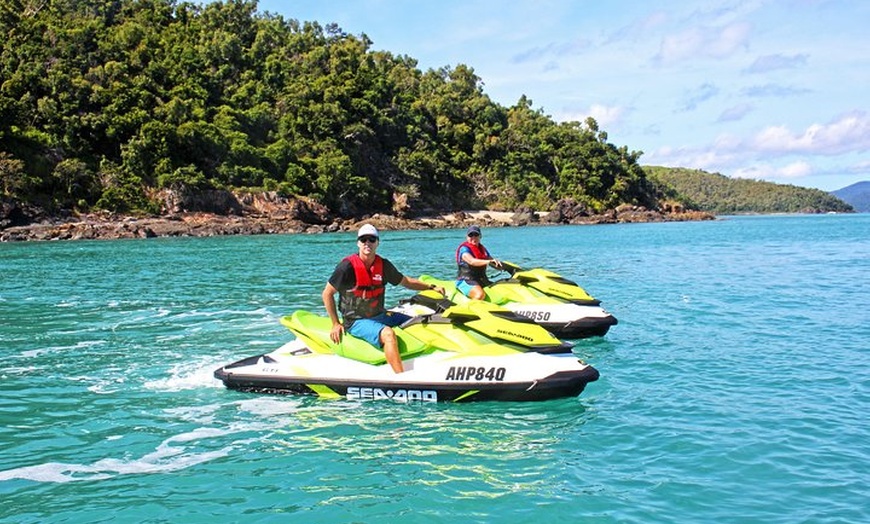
[645,113,868,180]
[643,144,740,173]
[607,10,668,44]
[713,133,743,150]
[848,159,870,173]
[556,104,626,128]
[732,161,813,181]
[742,84,812,97]
[656,28,705,64]
[744,53,809,74]
[587,104,626,127]
[710,21,752,57]
[679,83,719,112]
[780,161,813,178]
[511,39,590,64]
[718,103,754,122]
[655,21,751,64]
[752,111,870,155]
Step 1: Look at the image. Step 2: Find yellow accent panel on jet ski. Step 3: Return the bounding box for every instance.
[513,268,596,302]
[432,299,565,349]
[400,320,518,356]
[307,384,342,399]
[453,390,480,402]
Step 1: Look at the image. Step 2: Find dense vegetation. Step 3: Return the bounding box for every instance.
[645,167,854,214]
[0,0,660,219]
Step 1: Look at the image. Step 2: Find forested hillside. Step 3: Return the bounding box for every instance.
[645,167,853,214]
[0,0,661,220]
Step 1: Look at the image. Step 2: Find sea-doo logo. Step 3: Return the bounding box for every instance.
[496,329,534,342]
[445,366,506,381]
[516,310,552,321]
[346,387,437,402]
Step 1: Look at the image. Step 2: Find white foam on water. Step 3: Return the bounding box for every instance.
[143,358,224,392]
[55,300,80,308]
[234,396,304,417]
[86,376,126,394]
[1,365,39,376]
[20,339,107,359]
[0,426,236,484]
[246,338,285,347]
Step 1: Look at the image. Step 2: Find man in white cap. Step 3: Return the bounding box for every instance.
[322,224,444,373]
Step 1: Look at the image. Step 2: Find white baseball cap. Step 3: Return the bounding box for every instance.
[357,224,379,238]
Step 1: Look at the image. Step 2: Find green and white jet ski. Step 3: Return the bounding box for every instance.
[412,261,617,339]
[390,293,574,354]
[213,305,598,403]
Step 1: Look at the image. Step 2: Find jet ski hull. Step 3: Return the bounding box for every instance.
[502,303,618,339]
[214,340,599,403]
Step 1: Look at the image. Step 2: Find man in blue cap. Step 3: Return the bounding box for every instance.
[322,224,444,373]
[455,225,502,300]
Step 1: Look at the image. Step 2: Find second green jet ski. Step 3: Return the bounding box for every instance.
[414,261,617,339]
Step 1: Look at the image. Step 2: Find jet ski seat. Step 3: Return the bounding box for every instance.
[281,311,432,366]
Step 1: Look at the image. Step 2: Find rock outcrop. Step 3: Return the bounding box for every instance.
[1,194,715,242]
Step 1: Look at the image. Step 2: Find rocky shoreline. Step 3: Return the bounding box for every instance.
[0,192,715,242]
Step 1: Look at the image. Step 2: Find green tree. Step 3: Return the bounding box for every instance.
[0,0,667,221]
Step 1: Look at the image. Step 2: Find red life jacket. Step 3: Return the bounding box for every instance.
[456,241,491,282]
[340,254,386,321]
[456,241,490,263]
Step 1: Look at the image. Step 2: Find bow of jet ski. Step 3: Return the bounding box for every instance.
[499,262,602,305]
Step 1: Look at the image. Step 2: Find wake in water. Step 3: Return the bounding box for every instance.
[0,427,235,483]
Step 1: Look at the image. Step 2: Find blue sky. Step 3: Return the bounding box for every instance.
[255,0,869,192]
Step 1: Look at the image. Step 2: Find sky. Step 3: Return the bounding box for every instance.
[254,0,869,192]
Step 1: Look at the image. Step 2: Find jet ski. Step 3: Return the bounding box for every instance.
[213,307,598,403]
[391,293,574,354]
[414,262,617,339]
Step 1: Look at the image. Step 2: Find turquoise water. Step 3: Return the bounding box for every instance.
[1,214,868,523]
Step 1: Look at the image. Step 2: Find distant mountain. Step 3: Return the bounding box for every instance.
[832,181,870,212]
[644,166,854,214]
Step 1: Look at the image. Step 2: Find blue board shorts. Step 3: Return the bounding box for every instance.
[456,279,480,297]
[348,311,411,347]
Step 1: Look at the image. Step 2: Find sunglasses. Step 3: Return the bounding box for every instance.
[468,232,480,237]
[358,235,379,244]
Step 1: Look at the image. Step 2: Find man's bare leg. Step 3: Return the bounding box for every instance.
[380,327,404,373]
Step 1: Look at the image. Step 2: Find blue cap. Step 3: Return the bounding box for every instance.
[466,225,481,235]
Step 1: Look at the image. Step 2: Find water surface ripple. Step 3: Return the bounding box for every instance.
[1,215,868,522]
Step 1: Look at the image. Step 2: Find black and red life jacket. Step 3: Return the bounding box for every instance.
[456,241,492,282]
[339,254,386,322]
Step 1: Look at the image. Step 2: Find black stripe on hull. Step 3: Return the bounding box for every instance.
[568,298,602,306]
[542,315,618,339]
[214,366,599,403]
